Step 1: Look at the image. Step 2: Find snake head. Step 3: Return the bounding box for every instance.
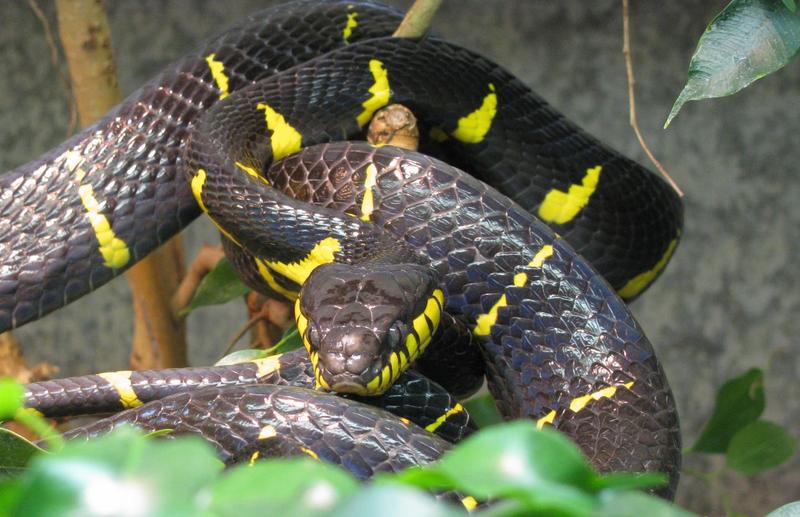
[295,262,443,396]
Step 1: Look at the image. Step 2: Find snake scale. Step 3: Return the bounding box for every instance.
[2,0,683,499]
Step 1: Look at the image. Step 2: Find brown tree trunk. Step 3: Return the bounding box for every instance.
[56,0,187,369]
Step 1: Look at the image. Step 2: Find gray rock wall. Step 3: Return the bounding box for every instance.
[1,1,797,513]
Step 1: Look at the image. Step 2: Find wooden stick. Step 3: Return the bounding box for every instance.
[393,0,443,37]
[55,0,188,369]
[622,0,683,197]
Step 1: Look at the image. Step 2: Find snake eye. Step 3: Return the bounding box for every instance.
[307,325,321,349]
[386,323,403,349]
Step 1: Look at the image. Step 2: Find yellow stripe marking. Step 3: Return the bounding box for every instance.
[295,298,309,344]
[25,408,45,417]
[617,239,678,299]
[536,382,635,429]
[97,371,143,408]
[356,59,390,127]
[258,425,277,440]
[538,165,602,224]
[299,446,320,460]
[248,451,260,466]
[425,403,465,433]
[342,8,358,43]
[252,354,283,378]
[461,496,478,512]
[65,151,131,270]
[474,245,553,336]
[205,53,230,100]
[535,410,557,429]
[452,83,497,144]
[412,312,432,351]
[77,185,131,269]
[191,169,209,212]
[568,382,634,413]
[264,237,341,286]
[65,150,85,179]
[365,290,443,393]
[256,259,299,300]
[190,168,241,245]
[399,417,411,425]
[256,103,303,160]
[359,163,378,221]
[433,289,445,308]
[235,161,268,185]
[424,292,442,335]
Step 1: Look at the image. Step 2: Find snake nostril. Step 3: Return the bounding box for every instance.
[345,353,370,375]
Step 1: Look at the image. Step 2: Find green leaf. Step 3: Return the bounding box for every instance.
[180,257,249,315]
[0,428,43,478]
[594,491,698,517]
[328,485,467,517]
[726,420,797,474]
[666,0,800,127]
[589,472,667,492]
[463,393,503,428]
[766,501,800,516]
[270,326,303,354]
[10,426,222,516]
[783,0,797,12]
[690,368,765,453]
[390,422,598,515]
[0,379,24,420]
[215,348,269,366]
[214,327,301,367]
[202,458,358,517]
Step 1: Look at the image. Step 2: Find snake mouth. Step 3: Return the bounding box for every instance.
[329,381,371,396]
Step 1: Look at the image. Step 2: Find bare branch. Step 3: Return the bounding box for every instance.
[622,0,683,197]
[393,0,443,38]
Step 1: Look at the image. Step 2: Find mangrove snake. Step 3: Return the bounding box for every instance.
[2,0,683,499]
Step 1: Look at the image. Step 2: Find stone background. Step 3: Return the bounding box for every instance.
[1,0,798,513]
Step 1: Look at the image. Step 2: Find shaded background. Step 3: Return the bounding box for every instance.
[1,0,798,513]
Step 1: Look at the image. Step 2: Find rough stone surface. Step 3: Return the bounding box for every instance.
[0,1,798,513]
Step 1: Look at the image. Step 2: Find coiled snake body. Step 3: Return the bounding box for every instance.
[2,0,683,498]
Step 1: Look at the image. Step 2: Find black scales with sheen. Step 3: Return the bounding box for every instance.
[1,0,683,498]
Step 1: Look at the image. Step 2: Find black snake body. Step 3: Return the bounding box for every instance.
[3,0,683,498]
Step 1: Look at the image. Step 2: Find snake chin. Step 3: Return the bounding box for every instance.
[329,380,373,396]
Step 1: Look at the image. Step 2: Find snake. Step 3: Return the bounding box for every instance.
[2,0,683,499]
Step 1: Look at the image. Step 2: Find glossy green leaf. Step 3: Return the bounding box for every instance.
[783,0,797,12]
[328,485,466,517]
[203,458,358,517]
[180,257,249,315]
[0,380,24,420]
[463,393,503,428]
[589,471,667,492]
[666,0,800,127]
[0,428,43,478]
[766,501,800,516]
[10,427,222,517]
[215,348,269,366]
[270,326,303,354]
[690,368,765,453]
[726,420,797,474]
[215,326,301,367]
[390,422,598,514]
[594,491,697,517]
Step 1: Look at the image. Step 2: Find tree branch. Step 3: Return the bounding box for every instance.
[622,0,683,197]
[55,0,188,369]
[393,0,443,38]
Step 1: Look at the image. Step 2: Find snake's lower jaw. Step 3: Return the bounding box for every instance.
[329,381,373,396]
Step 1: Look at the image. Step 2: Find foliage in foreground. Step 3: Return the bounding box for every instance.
[0,422,689,517]
[667,0,800,126]
[0,364,795,516]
